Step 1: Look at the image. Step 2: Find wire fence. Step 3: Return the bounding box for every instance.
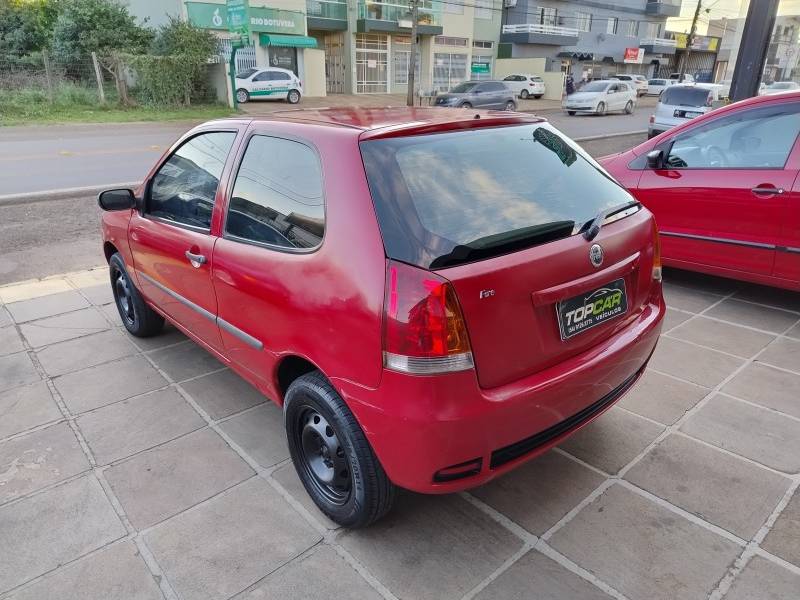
[0,50,224,116]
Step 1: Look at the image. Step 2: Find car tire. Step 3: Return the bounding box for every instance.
[504,100,516,111]
[461,102,472,109]
[624,100,634,114]
[109,253,164,338]
[567,110,576,116]
[287,89,301,104]
[520,89,529,99]
[285,371,396,528]
[236,88,249,104]
[596,102,606,116]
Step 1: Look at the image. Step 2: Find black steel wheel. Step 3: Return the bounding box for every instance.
[285,371,395,527]
[108,253,164,337]
[296,406,352,505]
[504,100,516,111]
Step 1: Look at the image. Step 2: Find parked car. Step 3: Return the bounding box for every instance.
[647,78,676,96]
[669,72,695,83]
[563,80,637,116]
[600,91,800,291]
[435,80,516,110]
[760,81,800,96]
[611,74,648,96]
[648,84,716,138]
[234,67,303,104]
[98,108,664,527]
[502,74,546,99]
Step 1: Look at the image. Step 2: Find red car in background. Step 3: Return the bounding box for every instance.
[600,91,800,291]
[98,109,664,527]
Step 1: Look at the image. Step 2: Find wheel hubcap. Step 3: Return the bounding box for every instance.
[298,408,351,505]
[114,270,135,325]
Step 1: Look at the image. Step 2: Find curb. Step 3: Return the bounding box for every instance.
[0,182,139,207]
[0,130,647,207]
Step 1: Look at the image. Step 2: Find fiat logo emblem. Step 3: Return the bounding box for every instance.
[589,244,604,268]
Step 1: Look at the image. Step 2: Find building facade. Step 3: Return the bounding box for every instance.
[500,0,681,80]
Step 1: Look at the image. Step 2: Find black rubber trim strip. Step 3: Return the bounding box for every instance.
[489,367,643,470]
[138,272,264,351]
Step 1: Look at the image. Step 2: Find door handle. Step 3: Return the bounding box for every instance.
[185,251,207,267]
[751,186,784,196]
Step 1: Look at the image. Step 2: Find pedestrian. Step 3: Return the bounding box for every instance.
[565,74,575,96]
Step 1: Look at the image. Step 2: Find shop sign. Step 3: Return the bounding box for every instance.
[227,0,249,40]
[623,47,644,64]
[674,33,720,52]
[186,2,305,36]
[471,62,490,73]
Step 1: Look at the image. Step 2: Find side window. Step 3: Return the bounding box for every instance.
[226,136,324,250]
[607,84,617,93]
[148,132,236,230]
[667,103,800,169]
[270,72,291,81]
[253,71,271,82]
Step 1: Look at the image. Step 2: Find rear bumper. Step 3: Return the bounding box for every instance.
[334,293,665,493]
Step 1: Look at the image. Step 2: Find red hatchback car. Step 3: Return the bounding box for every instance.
[601,91,800,291]
[98,108,664,527]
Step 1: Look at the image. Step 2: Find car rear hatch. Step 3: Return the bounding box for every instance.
[360,121,660,389]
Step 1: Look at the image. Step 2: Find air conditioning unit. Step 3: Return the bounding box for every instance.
[503,0,517,7]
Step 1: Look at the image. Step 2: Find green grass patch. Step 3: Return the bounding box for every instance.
[0,82,236,125]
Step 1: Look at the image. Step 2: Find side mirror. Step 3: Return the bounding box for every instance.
[98,188,135,211]
[646,149,664,169]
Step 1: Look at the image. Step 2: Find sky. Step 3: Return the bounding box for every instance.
[668,0,800,35]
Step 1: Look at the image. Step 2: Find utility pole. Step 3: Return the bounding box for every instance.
[406,0,418,106]
[678,0,702,82]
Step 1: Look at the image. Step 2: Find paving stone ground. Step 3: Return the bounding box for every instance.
[1,266,799,600]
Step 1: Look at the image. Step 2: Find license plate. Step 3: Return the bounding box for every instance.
[674,109,702,118]
[556,278,628,340]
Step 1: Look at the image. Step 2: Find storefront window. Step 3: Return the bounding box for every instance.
[356,33,389,93]
[433,52,468,92]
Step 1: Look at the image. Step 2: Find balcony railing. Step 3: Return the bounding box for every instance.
[306,0,347,20]
[502,23,581,36]
[641,37,678,47]
[358,1,442,27]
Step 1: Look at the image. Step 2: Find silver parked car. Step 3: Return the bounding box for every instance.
[648,84,715,138]
[435,80,517,110]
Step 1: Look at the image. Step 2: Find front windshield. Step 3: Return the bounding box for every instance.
[580,81,609,93]
[450,82,478,93]
[769,82,792,89]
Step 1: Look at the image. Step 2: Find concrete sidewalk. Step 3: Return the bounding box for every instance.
[1,267,799,600]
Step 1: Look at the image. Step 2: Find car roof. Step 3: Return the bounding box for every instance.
[255,67,294,73]
[211,107,545,138]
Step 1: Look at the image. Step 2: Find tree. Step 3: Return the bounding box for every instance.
[0,0,60,57]
[150,17,218,59]
[51,0,152,105]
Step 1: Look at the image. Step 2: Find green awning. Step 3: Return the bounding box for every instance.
[259,34,318,48]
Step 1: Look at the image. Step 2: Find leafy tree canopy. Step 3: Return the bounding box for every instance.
[150,17,218,58]
[51,0,152,60]
[0,0,60,56]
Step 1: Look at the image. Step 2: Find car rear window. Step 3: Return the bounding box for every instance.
[648,79,665,85]
[360,123,635,269]
[660,87,710,107]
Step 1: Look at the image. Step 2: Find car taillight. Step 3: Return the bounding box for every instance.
[383,260,474,374]
[652,219,662,281]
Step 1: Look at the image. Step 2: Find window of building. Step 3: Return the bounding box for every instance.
[148,132,236,230]
[474,0,493,20]
[443,0,463,14]
[472,40,493,49]
[227,136,324,250]
[471,55,493,80]
[356,33,388,93]
[434,36,469,47]
[575,12,591,32]
[393,36,420,85]
[643,22,662,38]
[433,52,468,92]
[623,19,638,37]
[607,17,618,34]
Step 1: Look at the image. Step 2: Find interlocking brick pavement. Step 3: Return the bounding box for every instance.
[1,266,799,600]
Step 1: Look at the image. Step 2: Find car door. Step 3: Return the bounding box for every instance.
[211,132,326,384]
[268,71,292,100]
[503,76,520,96]
[604,83,619,110]
[773,136,800,285]
[636,100,800,277]
[250,70,274,98]
[128,129,240,352]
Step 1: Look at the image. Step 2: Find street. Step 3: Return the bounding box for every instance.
[0,106,653,197]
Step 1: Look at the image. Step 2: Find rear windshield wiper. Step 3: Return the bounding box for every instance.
[430,221,575,269]
[579,200,641,242]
